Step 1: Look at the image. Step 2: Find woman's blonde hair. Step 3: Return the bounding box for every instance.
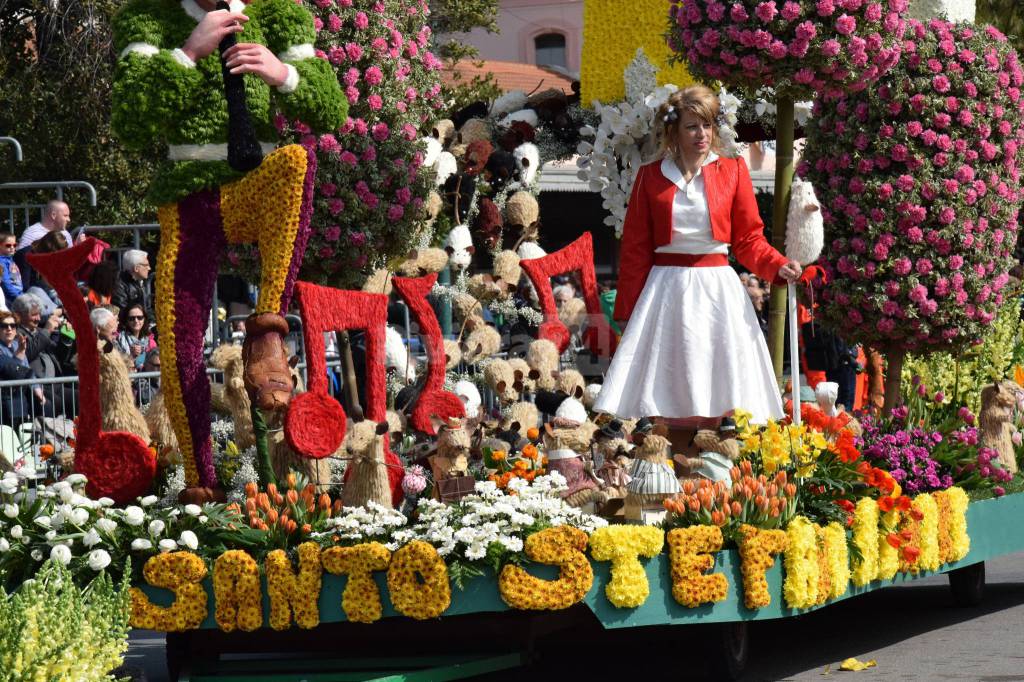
[657,85,723,158]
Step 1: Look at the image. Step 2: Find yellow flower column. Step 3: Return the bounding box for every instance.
[581,0,697,104]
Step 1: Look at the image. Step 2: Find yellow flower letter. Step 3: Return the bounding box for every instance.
[265,542,322,630]
[737,524,787,609]
[851,497,879,586]
[129,552,208,632]
[499,526,594,611]
[821,522,850,601]
[213,550,262,632]
[321,542,392,624]
[387,541,450,620]
[783,516,819,609]
[666,526,728,608]
[589,526,664,608]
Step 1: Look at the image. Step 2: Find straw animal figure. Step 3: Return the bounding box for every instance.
[341,419,393,509]
[979,380,1021,475]
[98,344,150,444]
[209,345,255,450]
[624,432,681,521]
[429,417,472,482]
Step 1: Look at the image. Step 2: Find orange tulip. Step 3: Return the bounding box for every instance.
[266,509,279,525]
[901,545,920,564]
[730,467,741,482]
[774,470,787,486]
[886,532,902,548]
[286,489,299,505]
[286,520,298,534]
[784,483,797,498]
[267,483,278,497]
[526,427,540,441]
[878,496,896,513]
[319,494,331,511]
[244,482,258,499]
[286,473,297,490]
[688,498,701,513]
[741,460,753,475]
[301,524,312,534]
[332,499,344,514]
[731,501,742,517]
[256,493,272,512]
[521,444,538,460]
[682,480,695,495]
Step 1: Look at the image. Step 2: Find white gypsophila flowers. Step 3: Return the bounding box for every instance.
[87,549,111,571]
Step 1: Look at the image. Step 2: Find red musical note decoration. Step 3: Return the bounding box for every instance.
[283,282,402,503]
[518,232,616,356]
[392,274,464,434]
[28,238,155,502]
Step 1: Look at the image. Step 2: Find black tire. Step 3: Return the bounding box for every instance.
[165,631,190,682]
[949,561,985,607]
[706,621,750,681]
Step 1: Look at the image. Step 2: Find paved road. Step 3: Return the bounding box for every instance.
[125,551,1024,681]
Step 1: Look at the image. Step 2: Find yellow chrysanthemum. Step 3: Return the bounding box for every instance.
[783,516,819,609]
[736,524,787,609]
[213,550,262,632]
[666,526,728,608]
[499,527,593,611]
[387,541,450,620]
[129,552,208,632]
[322,542,392,624]
[589,526,664,608]
[850,497,879,587]
[265,542,322,630]
[580,0,697,104]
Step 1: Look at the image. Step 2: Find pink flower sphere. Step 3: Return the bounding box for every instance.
[668,0,908,99]
[803,19,1024,352]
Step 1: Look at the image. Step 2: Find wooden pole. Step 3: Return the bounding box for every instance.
[768,96,795,386]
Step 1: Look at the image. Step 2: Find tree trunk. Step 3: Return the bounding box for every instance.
[767,97,796,386]
[882,346,905,414]
[865,346,886,414]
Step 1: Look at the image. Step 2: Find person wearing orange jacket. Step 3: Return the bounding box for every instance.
[594,85,802,433]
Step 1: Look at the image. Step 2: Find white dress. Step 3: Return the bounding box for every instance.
[594,155,784,424]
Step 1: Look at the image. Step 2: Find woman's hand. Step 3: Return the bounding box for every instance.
[778,259,803,284]
[223,43,289,87]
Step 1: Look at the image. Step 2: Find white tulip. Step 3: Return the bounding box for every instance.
[83,528,102,548]
[10,525,22,539]
[178,530,199,550]
[98,497,115,507]
[148,520,165,536]
[122,506,145,526]
[0,538,8,552]
[65,473,87,486]
[3,504,16,518]
[49,544,71,566]
[0,479,18,494]
[131,538,153,551]
[58,486,75,503]
[184,504,202,517]
[87,549,111,571]
[35,515,51,528]
[158,539,177,553]
[95,518,117,533]
[199,516,208,524]
[140,495,158,507]
[45,530,56,541]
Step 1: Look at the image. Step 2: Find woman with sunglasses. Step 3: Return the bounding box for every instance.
[0,312,47,424]
[116,304,157,370]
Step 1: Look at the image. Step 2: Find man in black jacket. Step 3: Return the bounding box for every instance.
[112,249,152,318]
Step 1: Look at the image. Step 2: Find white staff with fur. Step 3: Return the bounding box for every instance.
[784,177,824,425]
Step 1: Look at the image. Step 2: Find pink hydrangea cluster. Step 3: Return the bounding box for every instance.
[667,0,908,99]
[802,20,1024,351]
[229,0,442,288]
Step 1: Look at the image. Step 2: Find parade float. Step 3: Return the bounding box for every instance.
[3,0,1024,680]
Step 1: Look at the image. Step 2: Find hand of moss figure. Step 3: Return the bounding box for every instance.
[224,42,288,87]
[182,8,248,63]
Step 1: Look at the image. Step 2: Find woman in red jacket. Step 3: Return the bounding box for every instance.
[594,86,802,432]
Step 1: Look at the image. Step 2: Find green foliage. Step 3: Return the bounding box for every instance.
[977,0,1024,56]
[903,296,1023,413]
[0,0,159,227]
[427,0,499,36]
[0,560,131,682]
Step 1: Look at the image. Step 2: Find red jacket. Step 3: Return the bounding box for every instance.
[613,156,788,321]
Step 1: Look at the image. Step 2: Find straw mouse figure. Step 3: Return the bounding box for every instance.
[541,397,607,509]
[341,419,393,509]
[591,419,633,511]
[429,416,477,502]
[677,417,741,485]
[979,380,1022,475]
[624,419,682,523]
